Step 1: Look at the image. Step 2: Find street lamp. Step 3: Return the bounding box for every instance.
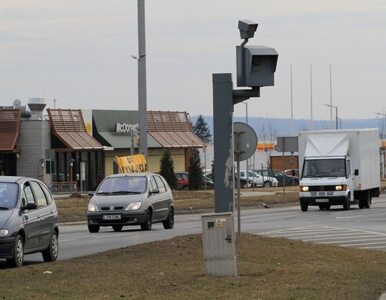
[323,104,338,129]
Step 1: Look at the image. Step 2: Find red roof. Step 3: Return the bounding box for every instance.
[0,109,21,152]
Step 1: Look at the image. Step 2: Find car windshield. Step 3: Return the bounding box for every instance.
[96,176,147,194]
[0,183,19,209]
[302,159,346,178]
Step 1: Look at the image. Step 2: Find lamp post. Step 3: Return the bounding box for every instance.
[323,104,338,129]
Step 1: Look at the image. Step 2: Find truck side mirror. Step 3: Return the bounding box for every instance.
[354,169,359,176]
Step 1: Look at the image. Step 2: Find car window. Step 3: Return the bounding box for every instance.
[24,184,35,205]
[159,176,170,191]
[154,176,166,193]
[0,183,18,209]
[97,176,147,194]
[40,183,53,204]
[149,176,158,193]
[30,181,48,207]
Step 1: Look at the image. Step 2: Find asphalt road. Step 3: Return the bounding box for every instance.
[19,193,386,265]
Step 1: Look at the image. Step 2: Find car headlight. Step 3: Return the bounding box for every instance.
[0,229,9,237]
[335,185,347,191]
[88,203,99,212]
[126,202,142,210]
[300,186,309,192]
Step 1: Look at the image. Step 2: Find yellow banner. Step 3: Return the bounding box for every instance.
[115,154,148,174]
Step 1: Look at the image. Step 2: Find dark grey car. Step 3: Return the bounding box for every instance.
[0,176,59,267]
[87,173,174,233]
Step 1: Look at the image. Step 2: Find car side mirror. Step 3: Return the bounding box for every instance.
[88,191,95,197]
[22,202,37,211]
[354,169,359,176]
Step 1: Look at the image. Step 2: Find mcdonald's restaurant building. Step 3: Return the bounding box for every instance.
[85,110,204,176]
[0,101,203,192]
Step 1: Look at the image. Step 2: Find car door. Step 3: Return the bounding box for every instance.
[153,175,171,221]
[30,181,53,248]
[148,175,163,221]
[22,182,41,252]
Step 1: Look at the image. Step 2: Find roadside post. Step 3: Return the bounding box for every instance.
[213,20,278,214]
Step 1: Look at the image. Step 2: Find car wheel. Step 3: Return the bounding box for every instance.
[42,231,59,262]
[325,204,331,210]
[7,234,24,267]
[263,181,271,188]
[319,204,325,210]
[88,223,100,233]
[112,225,123,232]
[141,209,152,231]
[300,200,308,212]
[163,208,174,229]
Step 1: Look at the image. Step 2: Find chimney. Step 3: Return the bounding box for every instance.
[27,98,46,120]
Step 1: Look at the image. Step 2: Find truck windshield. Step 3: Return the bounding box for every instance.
[302,159,346,178]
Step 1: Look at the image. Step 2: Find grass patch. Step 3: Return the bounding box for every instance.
[1,234,386,299]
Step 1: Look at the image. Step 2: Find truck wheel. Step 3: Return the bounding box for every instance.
[343,198,350,210]
[364,191,371,209]
[358,199,364,209]
[300,201,308,212]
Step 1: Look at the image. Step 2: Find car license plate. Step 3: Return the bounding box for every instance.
[315,199,329,203]
[103,214,121,220]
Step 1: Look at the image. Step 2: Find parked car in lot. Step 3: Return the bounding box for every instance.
[87,173,174,233]
[175,172,189,190]
[236,170,278,188]
[273,171,299,186]
[0,176,59,267]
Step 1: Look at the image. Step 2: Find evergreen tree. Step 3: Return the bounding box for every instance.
[193,115,212,143]
[159,150,177,189]
[188,148,203,190]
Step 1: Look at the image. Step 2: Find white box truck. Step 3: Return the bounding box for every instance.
[298,129,380,211]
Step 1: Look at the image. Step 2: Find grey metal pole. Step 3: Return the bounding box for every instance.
[335,106,338,129]
[290,65,294,136]
[245,102,249,188]
[329,64,333,129]
[310,64,313,130]
[213,73,235,213]
[236,157,241,235]
[137,0,148,157]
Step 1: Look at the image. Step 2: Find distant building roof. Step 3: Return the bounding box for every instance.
[0,109,21,152]
[147,111,204,148]
[47,109,103,151]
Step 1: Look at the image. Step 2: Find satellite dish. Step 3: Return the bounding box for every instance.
[233,122,258,161]
[13,99,21,107]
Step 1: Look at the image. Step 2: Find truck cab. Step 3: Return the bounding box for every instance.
[299,156,354,211]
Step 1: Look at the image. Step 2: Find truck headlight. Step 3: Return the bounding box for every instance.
[88,203,99,212]
[126,202,142,211]
[300,186,309,192]
[335,185,347,191]
[0,229,9,237]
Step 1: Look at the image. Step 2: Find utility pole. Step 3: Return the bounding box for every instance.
[137,0,148,157]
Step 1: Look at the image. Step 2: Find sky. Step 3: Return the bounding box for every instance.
[1,0,386,120]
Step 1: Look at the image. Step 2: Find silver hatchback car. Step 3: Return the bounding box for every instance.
[0,176,59,267]
[87,173,174,233]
